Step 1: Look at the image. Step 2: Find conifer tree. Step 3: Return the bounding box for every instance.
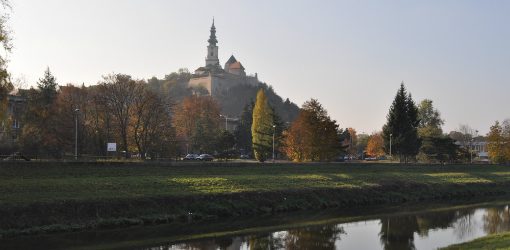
[382,83,421,163]
[252,89,271,162]
[235,101,254,156]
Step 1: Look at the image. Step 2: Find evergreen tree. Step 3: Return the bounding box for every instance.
[190,106,219,154]
[252,89,271,162]
[37,67,58,108]
[235,101,254,156]
[382,83,421,163]
[216,128,237,162]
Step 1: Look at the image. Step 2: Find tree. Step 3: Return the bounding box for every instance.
[0,0,13,121]
[283,99,339,162]
[382,83,421,163]
[366,132,384,157]
[190,106,221,154]
[252,89,271,162]
[130,85,176,159]
[95,73,138,159]
[486,120,509,164]
[417,99,444,137]
[450,124,478,149]
[235,100,254,156]
[174,95,221,152]
[215,128,237,162]
[420,135,461,163]
[283,116,308,162]
[347,128,357,157]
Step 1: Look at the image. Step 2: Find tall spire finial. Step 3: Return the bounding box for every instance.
[208,18,218,46]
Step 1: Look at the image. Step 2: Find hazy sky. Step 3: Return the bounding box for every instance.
[5,0,510,135]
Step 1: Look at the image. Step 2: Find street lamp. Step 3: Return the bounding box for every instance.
[390,134,392,163]
[220,115,227,130]
[75,109,80,161]
[272,125,276,163]
[470,138,474,164]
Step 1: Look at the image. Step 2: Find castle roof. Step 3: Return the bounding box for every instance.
[228,61,245,70]
[226,55,237,64]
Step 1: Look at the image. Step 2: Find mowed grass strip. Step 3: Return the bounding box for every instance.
[1,163,510,205]
[440,231,510,250]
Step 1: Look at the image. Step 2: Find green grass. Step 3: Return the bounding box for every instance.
[1,163,509,205]
[1,162,510,235]
[440,231,510,250]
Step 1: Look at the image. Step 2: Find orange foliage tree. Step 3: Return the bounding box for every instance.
[283,99,339,162]
[366,132,384,157]
[173,95,222,153]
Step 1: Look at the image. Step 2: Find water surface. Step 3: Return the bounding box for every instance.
[2,196,510,250]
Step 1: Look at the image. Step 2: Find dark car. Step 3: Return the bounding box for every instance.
[334,157,345,162]
[183,154,198,160]
[239,155,249,159]
[197,154,214,161]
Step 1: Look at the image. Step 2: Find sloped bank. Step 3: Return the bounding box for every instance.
[1,162,509,237]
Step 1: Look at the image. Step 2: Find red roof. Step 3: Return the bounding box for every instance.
[228,61,245,70]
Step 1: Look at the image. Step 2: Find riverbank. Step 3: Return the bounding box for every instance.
[440,231,510,250]
[1,162,509,237]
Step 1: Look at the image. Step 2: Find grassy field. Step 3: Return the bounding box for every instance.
[2,162,509,205]
[1,162,510,235]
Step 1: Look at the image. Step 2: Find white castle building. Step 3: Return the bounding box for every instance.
[188,20,259,96]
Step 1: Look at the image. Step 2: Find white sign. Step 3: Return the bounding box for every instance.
[107,143,117,152]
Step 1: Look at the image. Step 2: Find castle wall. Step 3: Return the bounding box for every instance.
[189,76,212,94]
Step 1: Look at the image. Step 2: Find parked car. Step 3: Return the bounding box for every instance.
[239,155,249,159]
[197,154,214,161]
[334,157,345,162]
[183,154,199,160]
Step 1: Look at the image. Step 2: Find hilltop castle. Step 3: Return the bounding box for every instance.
[188,20,259,96]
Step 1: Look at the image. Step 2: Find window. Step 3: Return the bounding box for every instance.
[12,119,19,128]
[233,125,238,131]
[211,52,213,56]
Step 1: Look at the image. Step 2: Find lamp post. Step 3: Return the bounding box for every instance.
[75,109,80,161]
[470,138,473,164]
[220,115,227,130]
[390,134,392,163]
[272,125,276,163]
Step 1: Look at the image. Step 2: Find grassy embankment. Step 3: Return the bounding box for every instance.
[1,162,509,237]
[440,232,510,250]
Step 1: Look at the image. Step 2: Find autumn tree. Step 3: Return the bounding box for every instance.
[0,0,13,124]
[251,89,271,162]
[382,83,421,163]
[486,120,510,164]
[173,95,221,153]
[347,128,357,157]
[283,99,339,162]
[130,84,176,159]
[95,73,139,159]
[366,132,384,157]
[283,117,308,162]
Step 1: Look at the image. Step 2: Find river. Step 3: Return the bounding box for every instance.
[2,196,510,250]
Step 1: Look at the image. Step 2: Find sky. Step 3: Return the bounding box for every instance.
[5,0,510,135]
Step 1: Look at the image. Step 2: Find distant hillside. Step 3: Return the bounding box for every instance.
[145,69,301,122]
[213,82,301,123]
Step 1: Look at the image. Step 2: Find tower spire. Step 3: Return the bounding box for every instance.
[208,18,218,46]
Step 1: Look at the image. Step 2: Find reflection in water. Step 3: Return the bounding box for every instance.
[5,201,510,250]
[283,226,345,250]
[378,210,476,250]
[483,206,510,235]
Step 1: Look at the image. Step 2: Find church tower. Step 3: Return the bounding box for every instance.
[205,19,220,67]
